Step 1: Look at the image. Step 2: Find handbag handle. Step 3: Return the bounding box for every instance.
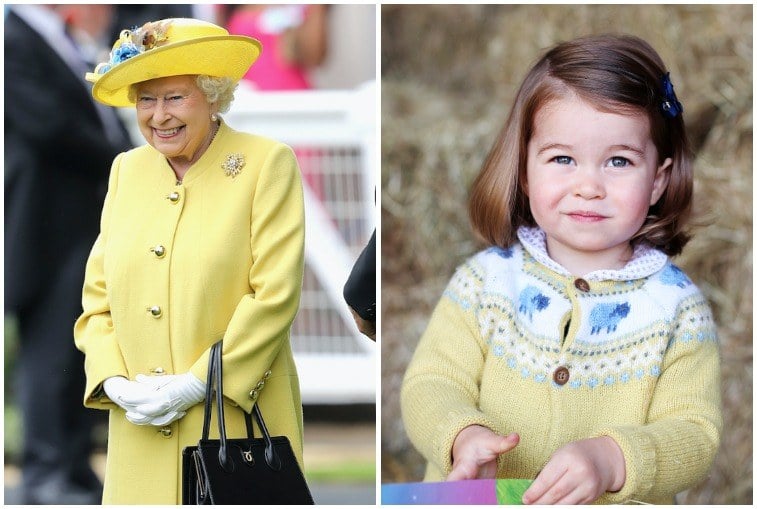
[202,341,281,471]
[200,343,218,441]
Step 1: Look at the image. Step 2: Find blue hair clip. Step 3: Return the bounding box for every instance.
[660,72,683,118]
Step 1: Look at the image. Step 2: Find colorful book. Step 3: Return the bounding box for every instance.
[382,478,533,505]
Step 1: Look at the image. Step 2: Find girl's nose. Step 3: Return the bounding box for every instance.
[573,168,606,199]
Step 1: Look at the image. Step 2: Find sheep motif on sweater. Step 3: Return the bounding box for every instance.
[589,302,630,334]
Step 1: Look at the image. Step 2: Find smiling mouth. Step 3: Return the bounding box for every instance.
[566,211,608,222]
[154,126,183,138]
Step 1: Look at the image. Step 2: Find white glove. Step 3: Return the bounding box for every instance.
[102,376,179,425]
[118,373,206,426]
[102,376,156,413]
[125,409,185,427]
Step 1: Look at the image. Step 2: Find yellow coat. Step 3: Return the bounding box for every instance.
[74,121,306,504]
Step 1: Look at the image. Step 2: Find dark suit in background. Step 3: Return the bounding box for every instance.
[4,5,132,504]
[344,229,376,340]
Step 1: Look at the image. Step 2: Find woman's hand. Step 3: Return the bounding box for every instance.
[102,376,154,412]
[349,307,376,341]
[447,425,520,481]
[109,373,206,426]
[522,436,626,505]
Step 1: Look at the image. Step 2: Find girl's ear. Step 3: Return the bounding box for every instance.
[650,157,672,206]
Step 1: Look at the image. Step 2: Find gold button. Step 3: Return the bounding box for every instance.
[150,367,165,375]
[159,427,172,438]
[263,370,272,380]
[574,278,590,292]
[249,389,259,400]
[255,380,265,390]
[148,305,162,318]
[151,245,166,258]
[553,366,570,385]
[167,192,180,203]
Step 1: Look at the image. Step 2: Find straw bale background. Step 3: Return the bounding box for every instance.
[380,4,752,504]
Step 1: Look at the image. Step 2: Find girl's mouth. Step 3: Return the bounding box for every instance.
[567,211,607,222]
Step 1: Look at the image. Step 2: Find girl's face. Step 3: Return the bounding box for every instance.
[525,94,671,275]
[135,75,217,167]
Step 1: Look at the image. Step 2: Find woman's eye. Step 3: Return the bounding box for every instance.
[552,155,573,165]
[168,95,184,102]
[137,97,156,109]
[608,156,630,168]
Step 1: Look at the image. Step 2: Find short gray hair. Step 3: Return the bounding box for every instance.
[195,75,236,113]
[128,75,237,113]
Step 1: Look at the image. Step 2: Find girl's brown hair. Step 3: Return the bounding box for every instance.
[469,34,693,256]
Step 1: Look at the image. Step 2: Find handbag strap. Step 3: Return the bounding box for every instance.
[200,342,218,440]
[253,402,282,471]
[202,340,281,470]
[211,342,232,470]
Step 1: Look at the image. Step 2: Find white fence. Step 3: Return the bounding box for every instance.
[119,82,377,404]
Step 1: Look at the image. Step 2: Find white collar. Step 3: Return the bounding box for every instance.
[517,226,668,281]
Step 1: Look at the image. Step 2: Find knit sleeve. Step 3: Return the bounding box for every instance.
[401,261,501,477]
[596,293,722,503]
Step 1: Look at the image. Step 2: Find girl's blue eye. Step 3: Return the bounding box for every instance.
[608,157,630,168]
[552,155,573,165]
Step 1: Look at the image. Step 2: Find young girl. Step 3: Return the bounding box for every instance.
[400,34,721,505]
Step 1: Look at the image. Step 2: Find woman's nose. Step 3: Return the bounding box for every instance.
[152,99,171,122]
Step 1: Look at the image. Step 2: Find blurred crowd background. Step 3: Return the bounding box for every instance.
[380,4,752,505]
[5,4,376,505]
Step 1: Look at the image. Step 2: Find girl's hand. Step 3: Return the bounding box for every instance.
[447,425,519,481]
[522,436,626,505]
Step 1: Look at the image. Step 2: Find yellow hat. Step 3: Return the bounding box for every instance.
[86,18,261,107]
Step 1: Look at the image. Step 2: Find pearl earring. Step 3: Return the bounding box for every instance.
[211,113,218,122]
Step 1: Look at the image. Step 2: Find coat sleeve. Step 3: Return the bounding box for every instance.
[596,293,722,503]
[73,153,129,409]
[188,143,305,411]
[401,262,501,477]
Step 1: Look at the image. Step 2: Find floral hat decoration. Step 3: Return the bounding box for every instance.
[85,18,261,107]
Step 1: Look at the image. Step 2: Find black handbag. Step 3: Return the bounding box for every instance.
[181,341,314,504]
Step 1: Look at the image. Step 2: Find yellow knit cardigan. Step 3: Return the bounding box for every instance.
[401,237,721,504]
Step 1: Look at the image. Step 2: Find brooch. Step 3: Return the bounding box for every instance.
[222,153,245,178]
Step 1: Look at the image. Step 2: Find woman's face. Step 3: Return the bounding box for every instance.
[135,75,217,165]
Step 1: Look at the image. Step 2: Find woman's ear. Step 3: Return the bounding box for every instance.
[650,157,672,206]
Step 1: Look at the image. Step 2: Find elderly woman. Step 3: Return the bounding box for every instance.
[74,18,306,503]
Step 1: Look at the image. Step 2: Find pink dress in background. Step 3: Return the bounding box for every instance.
[226,5,313,91]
